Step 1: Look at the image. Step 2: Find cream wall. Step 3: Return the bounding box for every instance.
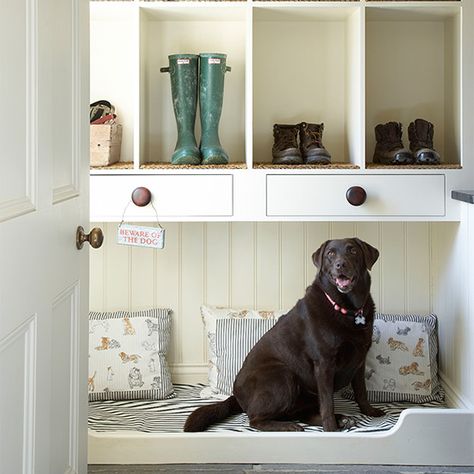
[90,221,473,408]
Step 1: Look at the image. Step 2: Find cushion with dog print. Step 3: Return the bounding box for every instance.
[88,308,174,401]
[341,313,444,403]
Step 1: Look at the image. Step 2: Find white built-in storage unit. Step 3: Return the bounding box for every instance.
[88,0,474,466]
[90,0,472,222]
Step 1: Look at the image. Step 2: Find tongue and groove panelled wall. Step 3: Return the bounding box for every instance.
[89,220,474,408]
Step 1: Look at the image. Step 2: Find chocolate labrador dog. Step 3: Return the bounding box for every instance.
[184,238,384,432]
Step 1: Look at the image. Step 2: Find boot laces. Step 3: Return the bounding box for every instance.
[305,129,322,146]
[410,125,432,149]
[275,130,298,149]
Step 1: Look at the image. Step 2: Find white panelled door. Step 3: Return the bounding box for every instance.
[0,0,89,473]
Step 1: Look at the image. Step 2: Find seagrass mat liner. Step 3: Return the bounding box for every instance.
[91,162,134,170]
[90,162,248,170]
[141,162,247,169]
[90,162,459,171]
[367,163,462,170]
[254,163,359,169]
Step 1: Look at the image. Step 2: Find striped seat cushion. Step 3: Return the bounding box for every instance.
[88,384,446,433]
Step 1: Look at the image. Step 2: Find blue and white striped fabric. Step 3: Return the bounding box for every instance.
[216,318,277,396]
[88,384,446,433]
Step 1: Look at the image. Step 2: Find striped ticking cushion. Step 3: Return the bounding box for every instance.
[216,318,277,396]
[88,308,175,401]
[200,305,286,399]
[342,313,444,403]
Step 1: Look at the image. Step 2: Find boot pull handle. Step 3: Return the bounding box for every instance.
[161,65,230,73]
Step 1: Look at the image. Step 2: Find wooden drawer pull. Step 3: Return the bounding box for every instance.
[131,187,152,207]
[346,186,367,206]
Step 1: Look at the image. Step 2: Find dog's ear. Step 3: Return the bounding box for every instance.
[312,240,330,268]
[353,238,379,270]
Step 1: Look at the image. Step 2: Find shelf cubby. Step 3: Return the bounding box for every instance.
[90,3,137,166]
[365,4,461,167]
[252,4,362,168]
[139,3,247,167]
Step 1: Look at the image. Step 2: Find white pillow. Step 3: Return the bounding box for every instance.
[200,305,286,399]
[88,308,174,401]
[342,313,444,403]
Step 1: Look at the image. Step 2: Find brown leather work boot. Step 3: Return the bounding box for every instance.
[408,118,440,165]
[272,124,303,164]
[299,122,331,164]
[373,121,414,165]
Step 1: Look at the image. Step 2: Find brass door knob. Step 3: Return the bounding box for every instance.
[76,226,104,250]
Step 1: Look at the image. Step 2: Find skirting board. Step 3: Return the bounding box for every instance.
[170,364,208,384]
[440,371,474,409]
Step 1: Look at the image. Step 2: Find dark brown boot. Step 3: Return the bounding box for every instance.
[299,122,331,164]
[272,124,303,164]
[373,121,414,165]
[408,118,440,165]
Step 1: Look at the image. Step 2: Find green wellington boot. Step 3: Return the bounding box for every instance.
[161,54,201,165]
[199,53,231,164]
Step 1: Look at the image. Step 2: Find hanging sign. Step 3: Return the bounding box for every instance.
[117,195,165,249]
[117,223,165,249]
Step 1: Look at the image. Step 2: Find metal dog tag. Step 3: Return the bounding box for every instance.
[355,315,366,325]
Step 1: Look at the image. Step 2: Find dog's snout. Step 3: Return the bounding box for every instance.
[335,259,346,270]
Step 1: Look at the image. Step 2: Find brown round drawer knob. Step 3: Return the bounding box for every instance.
[346,186,367,206]
[131,187,152,207]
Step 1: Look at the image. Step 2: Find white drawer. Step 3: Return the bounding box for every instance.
[266,174,445,217]
[90,175,233,220]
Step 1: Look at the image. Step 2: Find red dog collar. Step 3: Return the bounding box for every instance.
[324,292,366,325]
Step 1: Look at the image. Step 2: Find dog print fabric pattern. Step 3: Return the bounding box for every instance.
[342,313,444,403]
[200,305,286,399]
[88,308,174,401]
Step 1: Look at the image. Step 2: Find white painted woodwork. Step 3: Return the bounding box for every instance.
[91,169,466,222]
[90,174,233,220]
[0,0,36,222]
[266,174,445,217]
[89,0,474,222]
[0,0,89,472]
[89,408,474,465]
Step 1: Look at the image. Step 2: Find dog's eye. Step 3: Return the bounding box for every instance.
[348,247,357,255]
[327,249,335,257]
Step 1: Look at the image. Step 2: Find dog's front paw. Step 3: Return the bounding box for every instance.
[322,416,339,432]
[336,414,357,430]
[360,405,385,417]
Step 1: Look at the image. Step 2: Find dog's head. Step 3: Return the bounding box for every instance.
[312,238,379,294]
